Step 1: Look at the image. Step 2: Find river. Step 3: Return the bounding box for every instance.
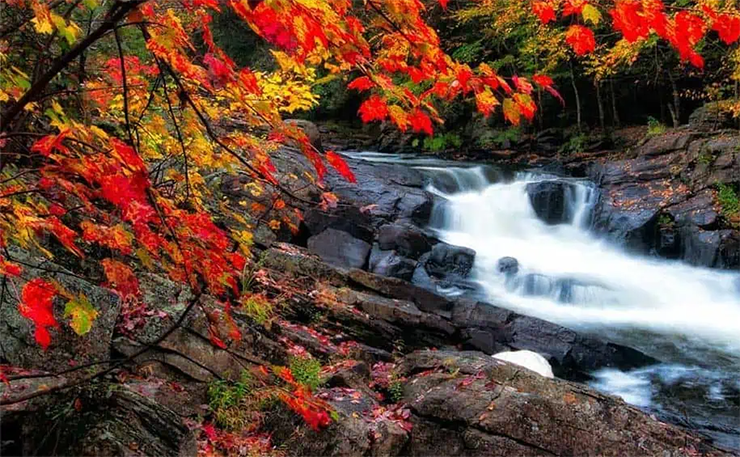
[344,151,740,450]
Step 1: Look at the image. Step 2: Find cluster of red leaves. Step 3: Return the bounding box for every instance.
[532,0,740,69]
[18,279,59,349]
[198,421,279,457]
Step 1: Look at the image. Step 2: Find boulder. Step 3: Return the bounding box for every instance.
[688,103,738,131]
[424,242,476,279]
[398,350,728,457]
[368,245,417,281]
[308,228,372,269]
[303,207,375,243]
[6,384,196,457]
[284,118,323,152]
[526,180,574,225]
[377,223,432,259]
[0,248,121,373]
[496,256,519,275]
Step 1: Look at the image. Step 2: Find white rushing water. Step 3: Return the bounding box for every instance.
[344,152,740,447]
[424,166,740,448]
[428,167,740,356]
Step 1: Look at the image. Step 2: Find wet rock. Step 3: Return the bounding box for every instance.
[308,228,372,269]
[526,181,574,225]
[303,207,375,243]
[496,256,519,275]
[377,223,432,259]
[424,242,476,279]
[368,245,417,281]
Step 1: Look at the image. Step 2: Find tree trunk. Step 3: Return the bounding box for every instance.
[610,79,620,127]
[570,65,582,131]
[668,71,680,127]
[595,78,605,131]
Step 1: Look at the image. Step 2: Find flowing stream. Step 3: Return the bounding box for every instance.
[426,166,740,450]
[343,152,740,450]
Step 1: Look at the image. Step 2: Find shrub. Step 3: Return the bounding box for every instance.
[647,116,667,136]
[289,357,323,391]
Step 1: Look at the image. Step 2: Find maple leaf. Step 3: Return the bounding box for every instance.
[19,278,59,349]
[326,150,356,183]
[101,258,140,299]
[358,95,389,122]
[64,293,98,336]
[532,1,556,24]
[610,0,649,42]
[562,0,587,17]
[31,130,70,156]
[475,90,499,117]
[409,109,434,135]
[565,25,596,55]
[347,76,374,91]
[512,76,533,94]
[0,258,23,277]
[438,0,449,10]
[713,14,740,45]
[502,98,521,125]
[532,74,565,104]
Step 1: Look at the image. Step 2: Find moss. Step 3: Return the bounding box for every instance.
[646,116,667,136]
[288,357,323,391]
[716,183,740,225]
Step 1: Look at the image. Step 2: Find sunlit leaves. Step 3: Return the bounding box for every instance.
[582,4,602,25]
[532,1,556,24]
[565,25,596,55]
[326,151,356,183]
[64,294,98,336]
[358,95,389,122]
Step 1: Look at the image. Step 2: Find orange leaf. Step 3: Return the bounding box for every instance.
[347,76,373,91]
[565,25,596,55]
[532,1,556,24]
[101,258,140,299]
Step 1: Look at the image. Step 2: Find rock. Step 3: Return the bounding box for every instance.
[267,387,409,457]
[348,268,454,314]
[398,350,728,457]
[303,207,375,243]
[451,300,657,380]
[493,350,554,378]
[377,223,432,259]
[308,228,372,269]
[10,384,196,457]
[285,118,323,152]
[526,180,574,225]
[368,245,417,281]
[0,248,121,373]
[688,103,738,131]
[496,256,519,275]
[424,242,476,279]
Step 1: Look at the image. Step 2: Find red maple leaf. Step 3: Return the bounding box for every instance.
[409,109,434,135]
[713,14,740,45]
[326,150,356,183]
[347,76,374,91]
[18,278,59,349]
[358,95,389,122]
[565,25,596,55]
[532,1,556,24]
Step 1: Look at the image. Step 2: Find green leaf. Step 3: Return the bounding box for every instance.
[582,4,602,25]
[64,294,98,336]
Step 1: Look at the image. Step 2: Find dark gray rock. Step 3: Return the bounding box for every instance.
[526,180,574,225]
[0,248,121,373]
[368,244,417,281]
[308,228,371,269]
[425,242,476,279]
[496,256,519,275]
[397,350,728,457]
[8,385,196,457]
[377,223,431,259]
[284,118,323,152]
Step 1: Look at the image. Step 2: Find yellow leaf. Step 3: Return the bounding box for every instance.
[64,294,98,336]
[582,4,601,25]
